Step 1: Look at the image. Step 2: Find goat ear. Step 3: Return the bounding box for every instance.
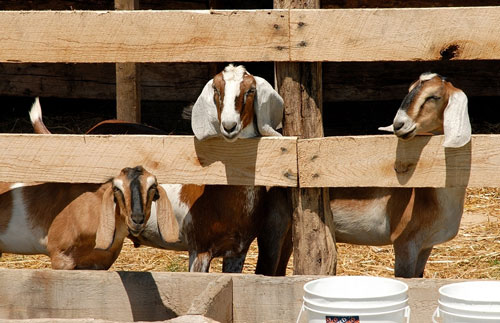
[155,185,179,243]
[254,76,284,137]
[192,79,220,141]
[95,186,116,250]
[443,89,471,148]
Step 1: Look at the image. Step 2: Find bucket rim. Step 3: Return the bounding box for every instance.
[303,276,408,300]
[439,281,500,303]
[303,296,409,310]
[437,307,500,320]
[303,303,410,316]
[438,300,500,315]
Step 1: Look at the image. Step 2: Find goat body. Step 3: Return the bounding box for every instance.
[330,73,471,277]
[0,182,122,269]
[29,64,292,275]
[0,166,175,270]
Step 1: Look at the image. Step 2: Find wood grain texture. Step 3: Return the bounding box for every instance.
[290,7,500,61]
[115,0,141,123]
[0,135,297,187]
[0,10,289,63]
[322,0,500,8]
[0,268,464,323]
[275,0,337,277]
[298,135,499,188]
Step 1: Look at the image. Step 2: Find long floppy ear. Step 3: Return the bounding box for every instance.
[155,185,179,243]
[95,187,116,250]
[254,76,284,137]
[443,89,471,148]
[191,79,220,140]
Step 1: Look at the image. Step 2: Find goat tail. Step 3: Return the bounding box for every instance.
[29,97,51,134]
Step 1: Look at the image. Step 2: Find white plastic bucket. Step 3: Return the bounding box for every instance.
[297,276,410,323]
[432,281,500,322]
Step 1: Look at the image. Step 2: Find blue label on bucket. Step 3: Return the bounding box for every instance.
[326,317,360,323]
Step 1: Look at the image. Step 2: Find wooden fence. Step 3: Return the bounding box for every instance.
[1,6,499,278]
[1,8,499,188]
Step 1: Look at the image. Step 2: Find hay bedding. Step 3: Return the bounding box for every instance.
[1,188,498,279]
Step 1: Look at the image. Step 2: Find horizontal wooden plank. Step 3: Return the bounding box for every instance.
[321,0,500,8]
[3,8,500,63]
[0,268,465,323]
[298,135,500,188]
[290,7,500,61]
[0,135,297,186]
[0,10,289,63]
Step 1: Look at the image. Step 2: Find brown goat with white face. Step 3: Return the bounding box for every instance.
[29,66,291,276]
[0,166,177,270]
[332,73,471,278]
[192,64,284,142]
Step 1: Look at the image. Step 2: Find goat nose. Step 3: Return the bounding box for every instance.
[132,214,144,225]
[393,120,405,131]
[222,121,237,134]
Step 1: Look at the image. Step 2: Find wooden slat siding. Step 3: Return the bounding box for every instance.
[2,61,499,101]
[298,135,500,188]
[0,135,297,187]
[0,63,209,101]
[0,10,289,63]
[290,7,500,62]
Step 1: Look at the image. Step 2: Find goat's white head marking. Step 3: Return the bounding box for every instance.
[213,65,257,141]
[390,73,471,148]
[191,64,284,141]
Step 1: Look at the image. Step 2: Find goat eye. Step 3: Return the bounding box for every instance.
[153,190,160,201]
[426,95,441,102]
[113,186,120,193]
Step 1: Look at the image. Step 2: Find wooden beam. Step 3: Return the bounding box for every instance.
[0,135,298,187]
[298,135,500,188]
[290,7,500,61]
[275,0,337,276]
[0,10,289,63]
[115,0,141,122]
[321,0,500,8]
[2,8,500,63]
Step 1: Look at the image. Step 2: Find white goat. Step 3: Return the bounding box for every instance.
[331,72,471,277]
[0,166,178,270]
[29,65,292,275]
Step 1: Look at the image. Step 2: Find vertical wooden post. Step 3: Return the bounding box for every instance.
[274,0,337,275]
[115,0,141,122]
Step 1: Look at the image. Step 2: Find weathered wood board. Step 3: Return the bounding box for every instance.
[0,10,289,63]
[298,135,500,188]
[2,8,500,63]
[0,135,298,187]
[290,7,500,61]
[0,268,465,323]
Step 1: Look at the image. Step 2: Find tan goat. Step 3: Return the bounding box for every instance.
[331,72,471,277]
[0,166,177,269]
[29,65,292,275]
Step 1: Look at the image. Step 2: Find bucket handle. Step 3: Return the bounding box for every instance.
[432,307,440,323]
[296,303,305,323]
[404,305,411,323]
